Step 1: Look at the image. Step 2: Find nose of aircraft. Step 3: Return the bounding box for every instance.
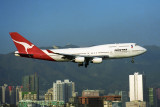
[141,46,147,53]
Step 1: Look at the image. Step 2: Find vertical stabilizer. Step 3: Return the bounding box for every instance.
[9,32,55,61]
[9,32,41,54]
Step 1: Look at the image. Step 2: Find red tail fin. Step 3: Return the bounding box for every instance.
[9,32,55,61]
[9,32,42,54]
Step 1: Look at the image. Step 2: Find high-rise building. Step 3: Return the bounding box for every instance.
[8,86,16,105]
[30,74,39,94]
[22,75,30,92]
[0,86,2,104]
[147,88,157,107]
[53,79,75,103]
[16,86,22,105]
[129,72,146,101]
[119,91,128,107]
[156,88,160,107]
[1,84,9,104]
[22,73,39,100]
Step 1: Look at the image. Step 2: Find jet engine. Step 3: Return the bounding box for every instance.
[91,57,102,63]
[75,57,85,63]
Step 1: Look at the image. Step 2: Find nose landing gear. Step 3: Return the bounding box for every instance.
[131,57,134,63]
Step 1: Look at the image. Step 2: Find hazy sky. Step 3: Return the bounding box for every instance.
[1,0,160,54]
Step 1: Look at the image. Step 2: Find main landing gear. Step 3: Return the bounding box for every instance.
[78,63,83,67]
[85,61,89,68]
[78,60,89,68]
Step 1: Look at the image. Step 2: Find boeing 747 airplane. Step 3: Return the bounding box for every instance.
[9,32,147,67]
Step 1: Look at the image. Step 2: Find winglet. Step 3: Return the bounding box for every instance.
[47,49,54,53]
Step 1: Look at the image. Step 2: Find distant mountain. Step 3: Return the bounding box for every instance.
[0,45,160,95]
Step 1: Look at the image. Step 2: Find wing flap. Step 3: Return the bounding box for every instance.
[53,52,109,60]
[46,49,109,60]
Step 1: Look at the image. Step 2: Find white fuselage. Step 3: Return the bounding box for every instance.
[10,32,147,67]
[42,43,146,62]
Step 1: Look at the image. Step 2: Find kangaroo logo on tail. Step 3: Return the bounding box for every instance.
[12,39,34,54]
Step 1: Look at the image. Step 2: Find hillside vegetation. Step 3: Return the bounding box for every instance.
[0,45,160,94]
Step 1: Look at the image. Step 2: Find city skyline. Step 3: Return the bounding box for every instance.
[1,72,160,107]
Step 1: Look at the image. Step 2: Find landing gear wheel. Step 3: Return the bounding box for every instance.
[78,63,83,67]
[85,64,88,68]
[85,60,89,68]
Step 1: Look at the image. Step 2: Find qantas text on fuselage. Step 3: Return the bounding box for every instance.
[9,32,147,68]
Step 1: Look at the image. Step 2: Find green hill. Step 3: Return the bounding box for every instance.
[0,45,160,94]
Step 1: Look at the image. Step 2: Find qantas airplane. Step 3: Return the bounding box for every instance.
[9,32,147,68]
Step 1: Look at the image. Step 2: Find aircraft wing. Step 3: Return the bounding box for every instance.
[55,53,75,60]
[46,50,109,60]
[54,52,109,60]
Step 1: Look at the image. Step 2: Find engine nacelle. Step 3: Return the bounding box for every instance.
[91,57,102,64]
[75,57,85,63]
